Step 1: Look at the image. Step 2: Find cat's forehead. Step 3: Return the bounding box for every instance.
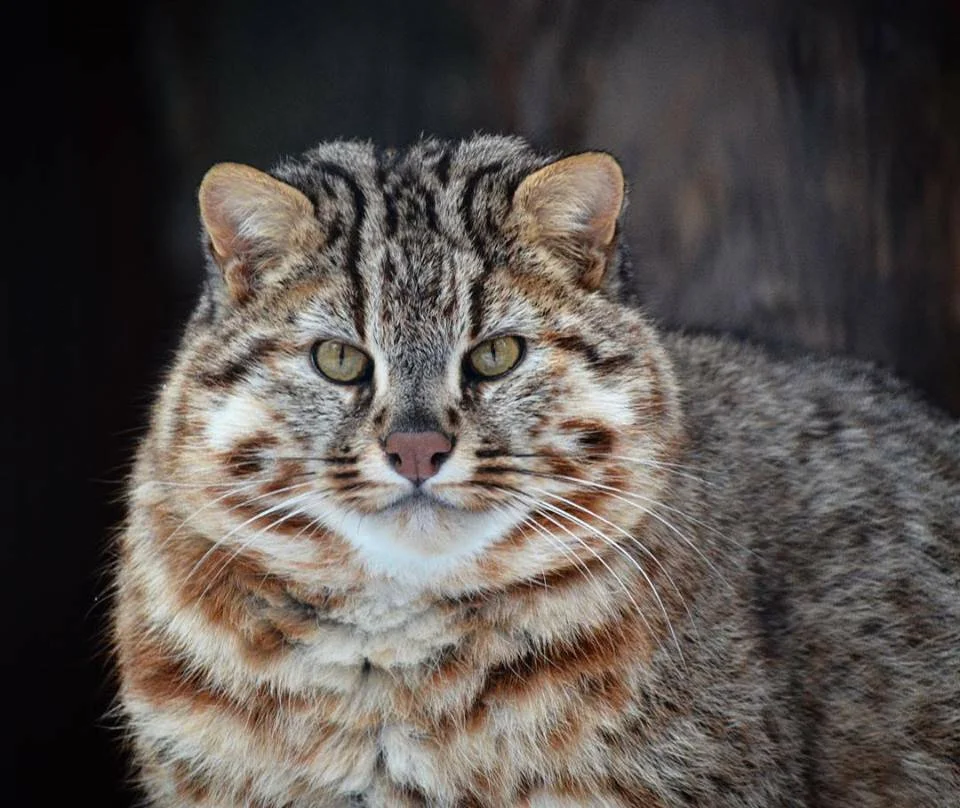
[276,136,543,269]
[274,135,547,340]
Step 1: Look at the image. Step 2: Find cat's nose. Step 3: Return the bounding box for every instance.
[384,431,453,484]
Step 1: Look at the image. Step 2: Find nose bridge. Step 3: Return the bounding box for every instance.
[387,339,451,434]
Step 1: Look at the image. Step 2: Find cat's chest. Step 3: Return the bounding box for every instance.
[252,595,640,807]
[277,662,565,808]
[250,595,582,805]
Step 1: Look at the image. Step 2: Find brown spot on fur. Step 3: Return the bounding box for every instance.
[544,450,579,479]
[501,267,571,313]
[546,713,584,753]
[560,418,616,456]
[466,612,654,725]
[172,761,212,803]
[121,625,344,760]
[635,382,666,422]
[222,433,279,477]
[542,331,641,378]
[594,352,635,375]
[155,529,322,658]
[581,670,631,713]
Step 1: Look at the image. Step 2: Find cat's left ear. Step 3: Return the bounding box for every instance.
[512,153,624,290]
[199,163,321,301]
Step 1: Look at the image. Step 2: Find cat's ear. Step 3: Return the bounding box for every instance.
[512,153,624,290]
[199,163,320,301]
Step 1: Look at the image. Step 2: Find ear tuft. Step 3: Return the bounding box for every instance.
[513,153,625,289]
[198,163,318,300]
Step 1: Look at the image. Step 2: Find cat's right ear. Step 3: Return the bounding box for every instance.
[198,163,321,301]
[511,153,624,291]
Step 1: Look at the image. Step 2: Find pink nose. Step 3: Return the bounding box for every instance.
[384,431,453,483]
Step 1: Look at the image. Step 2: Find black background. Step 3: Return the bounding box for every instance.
[7,1,959,803]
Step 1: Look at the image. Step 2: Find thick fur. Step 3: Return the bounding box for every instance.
[112,135,960,806]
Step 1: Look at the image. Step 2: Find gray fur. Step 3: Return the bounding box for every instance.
[643,334,960,804]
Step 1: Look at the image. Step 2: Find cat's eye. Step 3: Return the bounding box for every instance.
[466,336,525,380]
[311,340,372,384]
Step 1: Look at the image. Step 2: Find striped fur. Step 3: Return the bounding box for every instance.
[113,135,960,806]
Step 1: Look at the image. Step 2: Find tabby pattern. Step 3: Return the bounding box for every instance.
[113,135,960,806]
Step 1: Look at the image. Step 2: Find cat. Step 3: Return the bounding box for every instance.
[112,134,960,806]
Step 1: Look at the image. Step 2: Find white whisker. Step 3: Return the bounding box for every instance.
[522,469,741,586]
[181,486,318,588]
[492,486,669,662]
[526,485,699,642]
[502,487,685,667]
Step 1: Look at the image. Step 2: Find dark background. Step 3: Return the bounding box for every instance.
[7,0,959,803]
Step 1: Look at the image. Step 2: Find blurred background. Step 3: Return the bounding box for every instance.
[7,0,959,802]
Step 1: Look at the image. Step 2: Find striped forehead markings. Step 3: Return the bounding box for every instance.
[459,162,509,339]
[459,162,504,268]
[310,161,368,341]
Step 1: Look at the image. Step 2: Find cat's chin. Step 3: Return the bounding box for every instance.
[316,493,522,588]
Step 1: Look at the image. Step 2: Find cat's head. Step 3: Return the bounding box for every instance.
[142,136,680,594]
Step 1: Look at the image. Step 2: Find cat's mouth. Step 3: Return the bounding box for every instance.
[383,488,460,514]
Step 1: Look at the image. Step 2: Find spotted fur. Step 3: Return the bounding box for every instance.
[113,135,960,806]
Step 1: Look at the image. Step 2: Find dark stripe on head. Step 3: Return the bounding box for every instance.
[460,163,501,338]
[311,162,368,340]
[543,332,602,365]
[422,184,439,232]
[326,214,345,248]
[197,337,279,388]
[382,254,396,284]
[459,163,503,269]
[434,148,452,186]
[460,162,524,338]
[383,189,398,237]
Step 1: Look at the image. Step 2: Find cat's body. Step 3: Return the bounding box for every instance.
[113,136,960,806]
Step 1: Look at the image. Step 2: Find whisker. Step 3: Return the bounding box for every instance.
[499,486,685,667]
[179,486,319,586]
[157,480,318,551]
[196,492,322,604]
[528,486,700,645]
[490,497,615,604]
[518,468,744,584]
[491,485,670,662]
[474,449,710,485]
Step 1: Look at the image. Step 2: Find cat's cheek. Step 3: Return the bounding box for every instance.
[205,394,275,452]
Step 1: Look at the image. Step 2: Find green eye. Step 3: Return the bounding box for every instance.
[466,336,525,379]
[311,340,372,384]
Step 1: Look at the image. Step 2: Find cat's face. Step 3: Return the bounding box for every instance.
[146,137,679,593]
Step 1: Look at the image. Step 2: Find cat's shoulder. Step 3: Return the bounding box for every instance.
[662,328,954,424]
[658,328,959,475]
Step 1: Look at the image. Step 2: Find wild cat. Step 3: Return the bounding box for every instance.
[112,135,960,806]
